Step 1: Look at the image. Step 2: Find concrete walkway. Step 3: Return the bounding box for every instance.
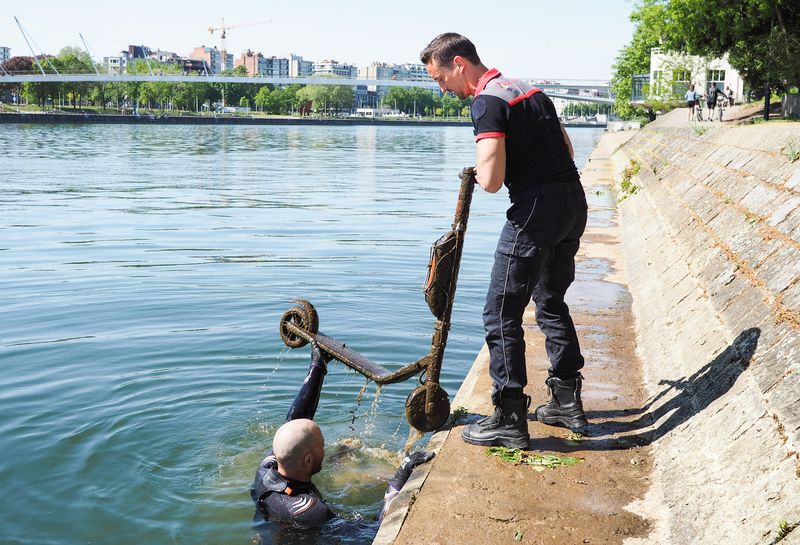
[374,131,655,545]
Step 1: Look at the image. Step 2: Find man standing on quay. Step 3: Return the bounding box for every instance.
[421,33,589,448]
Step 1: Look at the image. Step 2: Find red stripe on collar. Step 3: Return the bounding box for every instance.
[475,68,501,96]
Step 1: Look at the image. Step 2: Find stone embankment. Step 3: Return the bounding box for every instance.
[615,111,800,544]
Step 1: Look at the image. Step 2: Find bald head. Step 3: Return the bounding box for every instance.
[273,419,325,481]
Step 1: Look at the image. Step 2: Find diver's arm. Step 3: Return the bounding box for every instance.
[285,344,330,421]
[377,451,435,521]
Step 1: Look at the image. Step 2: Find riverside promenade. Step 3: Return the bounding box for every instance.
[376,109,800,545]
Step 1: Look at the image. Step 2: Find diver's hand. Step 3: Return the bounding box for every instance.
[388,451,435,491]
[310,342,332,368]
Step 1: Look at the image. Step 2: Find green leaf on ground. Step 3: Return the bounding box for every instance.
[449,406,468,424]
[567,431,585,442]
[487,447,583,470]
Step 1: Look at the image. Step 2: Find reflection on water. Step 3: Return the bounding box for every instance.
[0,123,603,545]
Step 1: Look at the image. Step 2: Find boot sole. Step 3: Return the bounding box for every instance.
[461,432,530,449]
[536,414,588,431]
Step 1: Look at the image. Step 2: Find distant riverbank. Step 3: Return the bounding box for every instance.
[0,111,606,128]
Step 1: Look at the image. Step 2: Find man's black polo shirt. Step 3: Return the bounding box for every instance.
[470,68,579,195]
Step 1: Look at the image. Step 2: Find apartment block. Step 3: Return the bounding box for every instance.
[313,59,357,78]
[289,53,314,78]
[191,46,233,74]
[236,50,289,77]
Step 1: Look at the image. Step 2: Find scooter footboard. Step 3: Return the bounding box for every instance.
[279,302,431,384]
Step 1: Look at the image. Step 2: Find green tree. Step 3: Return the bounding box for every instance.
[659,0,800,94]
[298,84,354,114]
[54,47,95,108]
[610,1,667,118]
[383,87,409,111]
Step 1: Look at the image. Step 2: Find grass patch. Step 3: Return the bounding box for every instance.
[566,431,585,442]
[487,447,583,472]
[784,138,800,163]
[449,406,467,425]
[771,520,799,544]
[691,123,709,136]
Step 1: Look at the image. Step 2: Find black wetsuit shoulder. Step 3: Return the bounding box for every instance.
[251,453,335,528]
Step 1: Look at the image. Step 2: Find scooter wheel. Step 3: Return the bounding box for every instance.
[279,299,319,349]
[405,383,450,433]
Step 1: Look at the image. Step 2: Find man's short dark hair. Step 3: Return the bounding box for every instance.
[420,33,481,67]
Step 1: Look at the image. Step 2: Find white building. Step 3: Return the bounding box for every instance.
[150,50,180,63]
[289,53,314,78]
[357,61,430,100]
[0,46,10,64]
[313,59,357,78]
[648,47,744,101]
[103,56,125,74]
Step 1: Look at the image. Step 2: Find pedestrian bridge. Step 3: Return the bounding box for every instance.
[0,73,614,104]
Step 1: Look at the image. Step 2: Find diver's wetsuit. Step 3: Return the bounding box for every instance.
[251,348,335,528]
[250,347,432,544]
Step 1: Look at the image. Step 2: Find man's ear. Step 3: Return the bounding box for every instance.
[453,55,464,71]
[303,452,313,468]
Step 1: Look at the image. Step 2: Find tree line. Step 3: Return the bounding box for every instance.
[611,0,799,117]
[0,48,472,116]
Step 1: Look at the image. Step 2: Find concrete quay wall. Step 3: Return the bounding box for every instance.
[615,114,800,544]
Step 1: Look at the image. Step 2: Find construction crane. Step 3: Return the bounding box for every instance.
[207,18,269,72]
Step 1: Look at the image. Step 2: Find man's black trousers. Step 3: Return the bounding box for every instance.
[483,182,587,406]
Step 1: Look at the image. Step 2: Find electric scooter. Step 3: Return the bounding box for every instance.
[278,167,477,433]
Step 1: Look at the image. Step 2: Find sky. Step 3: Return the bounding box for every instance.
[0,1,636,81]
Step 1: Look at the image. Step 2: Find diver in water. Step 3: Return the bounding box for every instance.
[250,344,434,542]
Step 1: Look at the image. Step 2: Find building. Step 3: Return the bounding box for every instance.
[357,62,394,106]
[128,45,151,59]
[393,63,428,82]
[0,46,10,65]
[150,50,181,63]
[235,50,289,77]
[354,62,430,107]
[191,46,233,74]
[181,59,210,75]
[103,56,125,74]
[289,53,314,78]
[313,59,357,78]
[635,47,744,103]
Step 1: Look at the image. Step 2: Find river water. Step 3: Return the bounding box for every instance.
[0,123,603,544]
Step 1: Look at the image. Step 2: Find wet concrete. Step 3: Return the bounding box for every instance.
[374,131,653,545]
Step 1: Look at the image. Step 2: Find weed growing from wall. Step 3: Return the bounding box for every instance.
[783,138,800,163]
[619,159,641,201]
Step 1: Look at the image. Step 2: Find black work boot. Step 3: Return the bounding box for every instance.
[461,396,530,449]
[534,374,589,431]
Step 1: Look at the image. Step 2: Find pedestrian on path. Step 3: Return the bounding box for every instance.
[686,84,698,121]
[706,83,720,121]
[420,33,590,449]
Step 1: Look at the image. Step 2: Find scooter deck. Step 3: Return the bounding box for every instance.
[283,321,429,384]
[314,331,391,378]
